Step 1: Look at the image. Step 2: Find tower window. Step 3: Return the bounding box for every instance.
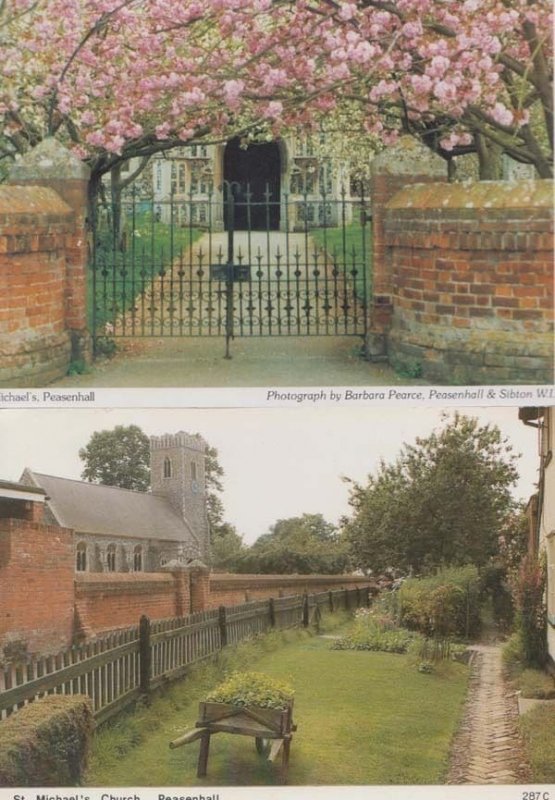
[191,461,197,481]
[164,457,172,478]
[133,545,143,572]
[106,544,116,572]
[76,542,87,572]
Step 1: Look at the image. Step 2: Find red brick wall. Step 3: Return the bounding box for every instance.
[0,521,376,652]
[368,137,446,341]
[0,519,74,656]
[0,186,74,386]
[208,573,375,608]
[74,573,177,636]
[385,180,554,383]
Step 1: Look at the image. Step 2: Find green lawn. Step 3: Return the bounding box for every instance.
[520,703,555,782]
[311,223,372,300]
[86,626,468,786]
[89,211,203,332]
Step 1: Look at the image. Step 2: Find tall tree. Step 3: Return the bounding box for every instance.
[79,424,151,490]
[343,413,520,575]
[237,513,351,574]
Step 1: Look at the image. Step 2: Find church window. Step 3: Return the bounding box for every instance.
[133,545,143,572]
[155,162,162,192]
[164,457,172,478]
[76,542,87,572]
[178,163,186,193]
[107,544,116,572]
[191,461,197,481]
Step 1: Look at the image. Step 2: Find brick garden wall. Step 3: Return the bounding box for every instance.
[74,573,177,639]
[1,138,91,387]
[0,186,75,386]
[208,573,375,608]
[0,519,75,656]
[384,180,554,383]
[0,507,372,655]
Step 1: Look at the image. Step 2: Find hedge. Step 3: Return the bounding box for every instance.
[0,695,94,787]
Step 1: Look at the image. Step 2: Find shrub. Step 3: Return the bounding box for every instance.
[502,631,525,676]
[510,555,547,668]
[332,607,423,654]
[0,695,94,787]
[398,566,481,639]
[332,626,422,654]
[205,671,294,710]
[517,669,555,699]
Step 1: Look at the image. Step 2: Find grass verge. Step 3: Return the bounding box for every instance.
[86,610,467,787]
[520,703,555,782]
[310,223,372,300]
[89,212,203,332]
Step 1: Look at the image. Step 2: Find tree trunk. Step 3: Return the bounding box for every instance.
[475,134,503,180]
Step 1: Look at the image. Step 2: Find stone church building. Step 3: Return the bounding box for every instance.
[20,431,210,573]
[151,134,353,230]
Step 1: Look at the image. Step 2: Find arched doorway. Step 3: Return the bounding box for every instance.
[223,138,281,230]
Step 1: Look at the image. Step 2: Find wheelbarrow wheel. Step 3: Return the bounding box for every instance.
[255,737,271,757]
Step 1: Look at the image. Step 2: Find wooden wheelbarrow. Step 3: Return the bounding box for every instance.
[170,700,297,783]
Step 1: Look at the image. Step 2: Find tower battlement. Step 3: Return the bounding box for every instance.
[150,432,207,453]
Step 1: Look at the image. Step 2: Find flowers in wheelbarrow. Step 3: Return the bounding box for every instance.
[206,671,294,710]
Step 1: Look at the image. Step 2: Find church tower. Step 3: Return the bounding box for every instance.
[150,432,210,562]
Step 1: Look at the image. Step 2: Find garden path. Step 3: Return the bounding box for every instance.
[447,644,531,784]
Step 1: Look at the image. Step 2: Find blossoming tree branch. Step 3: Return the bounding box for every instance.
[1,0,552,181]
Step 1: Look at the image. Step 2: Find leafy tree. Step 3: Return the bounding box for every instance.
[1,0,552,180]
[343,413,520,575]
[79,424,150,491]
[211,522,246,572]
[236,513,351,575]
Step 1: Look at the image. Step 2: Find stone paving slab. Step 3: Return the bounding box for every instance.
[447,644,531,784]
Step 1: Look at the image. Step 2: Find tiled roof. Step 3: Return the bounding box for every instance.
[21,470,197,544]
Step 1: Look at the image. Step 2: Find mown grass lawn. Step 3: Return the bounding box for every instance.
[520,703,555,782]
[89,211,203,332]
[311,223,372,300]
[86,626,468,786]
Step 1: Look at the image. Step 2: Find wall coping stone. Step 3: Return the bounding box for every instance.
[387,179,554,210]
[210,573,373,587]
[76,572,173,586]
[0,185,72,217]
[8,137,90,182]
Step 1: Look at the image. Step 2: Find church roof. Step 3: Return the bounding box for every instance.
[21,470,198,544]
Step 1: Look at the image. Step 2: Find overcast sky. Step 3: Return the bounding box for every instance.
[0,407,540,544]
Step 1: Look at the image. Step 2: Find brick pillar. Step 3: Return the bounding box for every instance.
[368,136,446,358]
[189,562,210,612]
[9,138,92,364]
[24,500,45,524]
[170,566,191,617]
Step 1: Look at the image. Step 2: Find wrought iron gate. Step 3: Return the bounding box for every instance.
[90,182,371,357]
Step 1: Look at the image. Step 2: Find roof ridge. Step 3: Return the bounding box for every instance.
[31,471,151,496]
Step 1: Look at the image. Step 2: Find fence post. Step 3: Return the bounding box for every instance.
[139,615,151,696]
[302,594,310,628]
[329,591,334,613]
[344,588,350,611]
[269,597,276,628]
[218,605,228,647]
[356,587,361,608]
[366,586,371,607]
